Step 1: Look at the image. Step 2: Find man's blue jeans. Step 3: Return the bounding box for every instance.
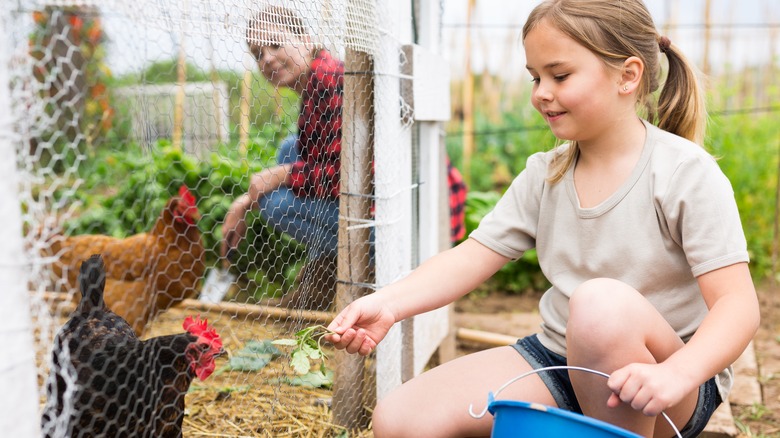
[257,134,339,260]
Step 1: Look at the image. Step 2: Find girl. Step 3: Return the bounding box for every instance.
[325,1,759,437]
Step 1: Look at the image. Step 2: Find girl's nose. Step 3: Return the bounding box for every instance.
[533,84,553,102]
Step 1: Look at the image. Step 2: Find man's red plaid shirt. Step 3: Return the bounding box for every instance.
[286,49,467,243]
[288,49,343,199]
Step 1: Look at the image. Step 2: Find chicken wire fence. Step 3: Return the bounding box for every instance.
[1,0,454,436]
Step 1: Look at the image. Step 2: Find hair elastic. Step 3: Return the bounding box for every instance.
[658,36,672,53]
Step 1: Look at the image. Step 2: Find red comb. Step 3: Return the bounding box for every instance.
[178,185,196,207]
[183,315,222,350]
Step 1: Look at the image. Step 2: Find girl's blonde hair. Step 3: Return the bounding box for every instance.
[522,0,706,182]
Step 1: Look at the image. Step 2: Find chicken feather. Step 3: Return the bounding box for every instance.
[45,185,205,336]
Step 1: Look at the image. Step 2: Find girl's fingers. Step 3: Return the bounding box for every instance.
[607,369,628,393]
[358,334,377,356]
[346,329,367,354]
[606,393,622,408]
[331,328,357,348]
[327,304,361,335]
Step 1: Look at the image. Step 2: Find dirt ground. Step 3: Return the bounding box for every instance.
[453,284,780,437]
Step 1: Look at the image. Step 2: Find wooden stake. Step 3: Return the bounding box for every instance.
[40,292,335,325]
[172,22,187,151]
[456,327,517,347]
[239,65,252,156]
[462,0,476,186]
[332,48,374,430]
[702,0,712,77]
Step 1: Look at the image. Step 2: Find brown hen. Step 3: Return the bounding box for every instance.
[46,185,205,336]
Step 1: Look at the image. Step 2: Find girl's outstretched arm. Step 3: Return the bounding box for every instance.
[326,238,510,355]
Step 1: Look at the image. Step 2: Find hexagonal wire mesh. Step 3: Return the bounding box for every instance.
[4,0,454,436]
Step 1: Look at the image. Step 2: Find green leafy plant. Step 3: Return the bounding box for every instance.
[217,340,281,374]
[272,325,334,385]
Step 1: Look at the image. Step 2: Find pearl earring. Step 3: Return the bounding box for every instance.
[623,85,629,92]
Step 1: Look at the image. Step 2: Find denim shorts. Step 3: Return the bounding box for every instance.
[512,334,722,437]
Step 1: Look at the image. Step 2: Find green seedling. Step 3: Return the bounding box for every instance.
[273,325,334,376]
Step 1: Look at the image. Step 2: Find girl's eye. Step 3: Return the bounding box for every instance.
[554,74,569,81]
[530,77,540,84]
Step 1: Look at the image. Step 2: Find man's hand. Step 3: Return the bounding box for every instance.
[221,193,252,259]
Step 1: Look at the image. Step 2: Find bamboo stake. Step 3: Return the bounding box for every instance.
[208,36,222,144]
[40,292,335,324]
[770,3,780,285]
[461,0,476,186]
[42,292,520,349]
[765,1,778,106]
[239,54,253,156]
[456,328,517,347]
[773,124,780,288]
[172,10,187,151]
[702,0,712,77]
[180,299,334,324]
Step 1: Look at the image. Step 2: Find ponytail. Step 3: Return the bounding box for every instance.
[656,40,707,145]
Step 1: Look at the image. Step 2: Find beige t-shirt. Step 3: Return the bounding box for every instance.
[470,120,749,400]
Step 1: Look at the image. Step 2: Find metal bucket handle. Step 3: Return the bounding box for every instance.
[468,365,683,438]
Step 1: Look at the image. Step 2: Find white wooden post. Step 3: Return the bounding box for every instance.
[406,0,454,376]
[374,0,453,397]
[0,18,40,437]
[373,0,414,399]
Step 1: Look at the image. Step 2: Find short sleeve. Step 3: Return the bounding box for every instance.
[658,154,749,277]
[469,151,548,259]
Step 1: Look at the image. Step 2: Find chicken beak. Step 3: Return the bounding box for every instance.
[189,206,201,221]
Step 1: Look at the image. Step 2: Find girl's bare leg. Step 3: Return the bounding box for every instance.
[371,345,556,438]
[567,278,699,437]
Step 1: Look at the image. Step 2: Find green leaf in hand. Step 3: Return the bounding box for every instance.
[272,325,334,375]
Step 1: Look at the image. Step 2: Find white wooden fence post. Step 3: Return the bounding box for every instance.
[0,15,40,436]
[408,0,455,372]
[374,0,415,401]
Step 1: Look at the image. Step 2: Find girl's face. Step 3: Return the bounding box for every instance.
[249,24,311,92]
[524,19,626,144]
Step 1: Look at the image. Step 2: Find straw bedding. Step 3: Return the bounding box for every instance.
[38,300,374,437]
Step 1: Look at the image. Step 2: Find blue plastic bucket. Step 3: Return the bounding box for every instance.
[468,366,681,438]
[488,397,642,438]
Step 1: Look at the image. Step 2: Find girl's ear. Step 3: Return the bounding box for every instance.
[620,56,644,94]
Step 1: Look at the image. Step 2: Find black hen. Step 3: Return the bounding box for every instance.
[41,254,223,438]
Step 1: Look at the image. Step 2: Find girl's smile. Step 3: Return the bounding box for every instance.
[524,19,629,146]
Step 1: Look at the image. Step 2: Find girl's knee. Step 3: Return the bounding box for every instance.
[570,277,633,311]
[568,278,641,341]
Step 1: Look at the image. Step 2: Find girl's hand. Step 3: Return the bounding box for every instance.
[606,362,696,417]
[325,295,396,356]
